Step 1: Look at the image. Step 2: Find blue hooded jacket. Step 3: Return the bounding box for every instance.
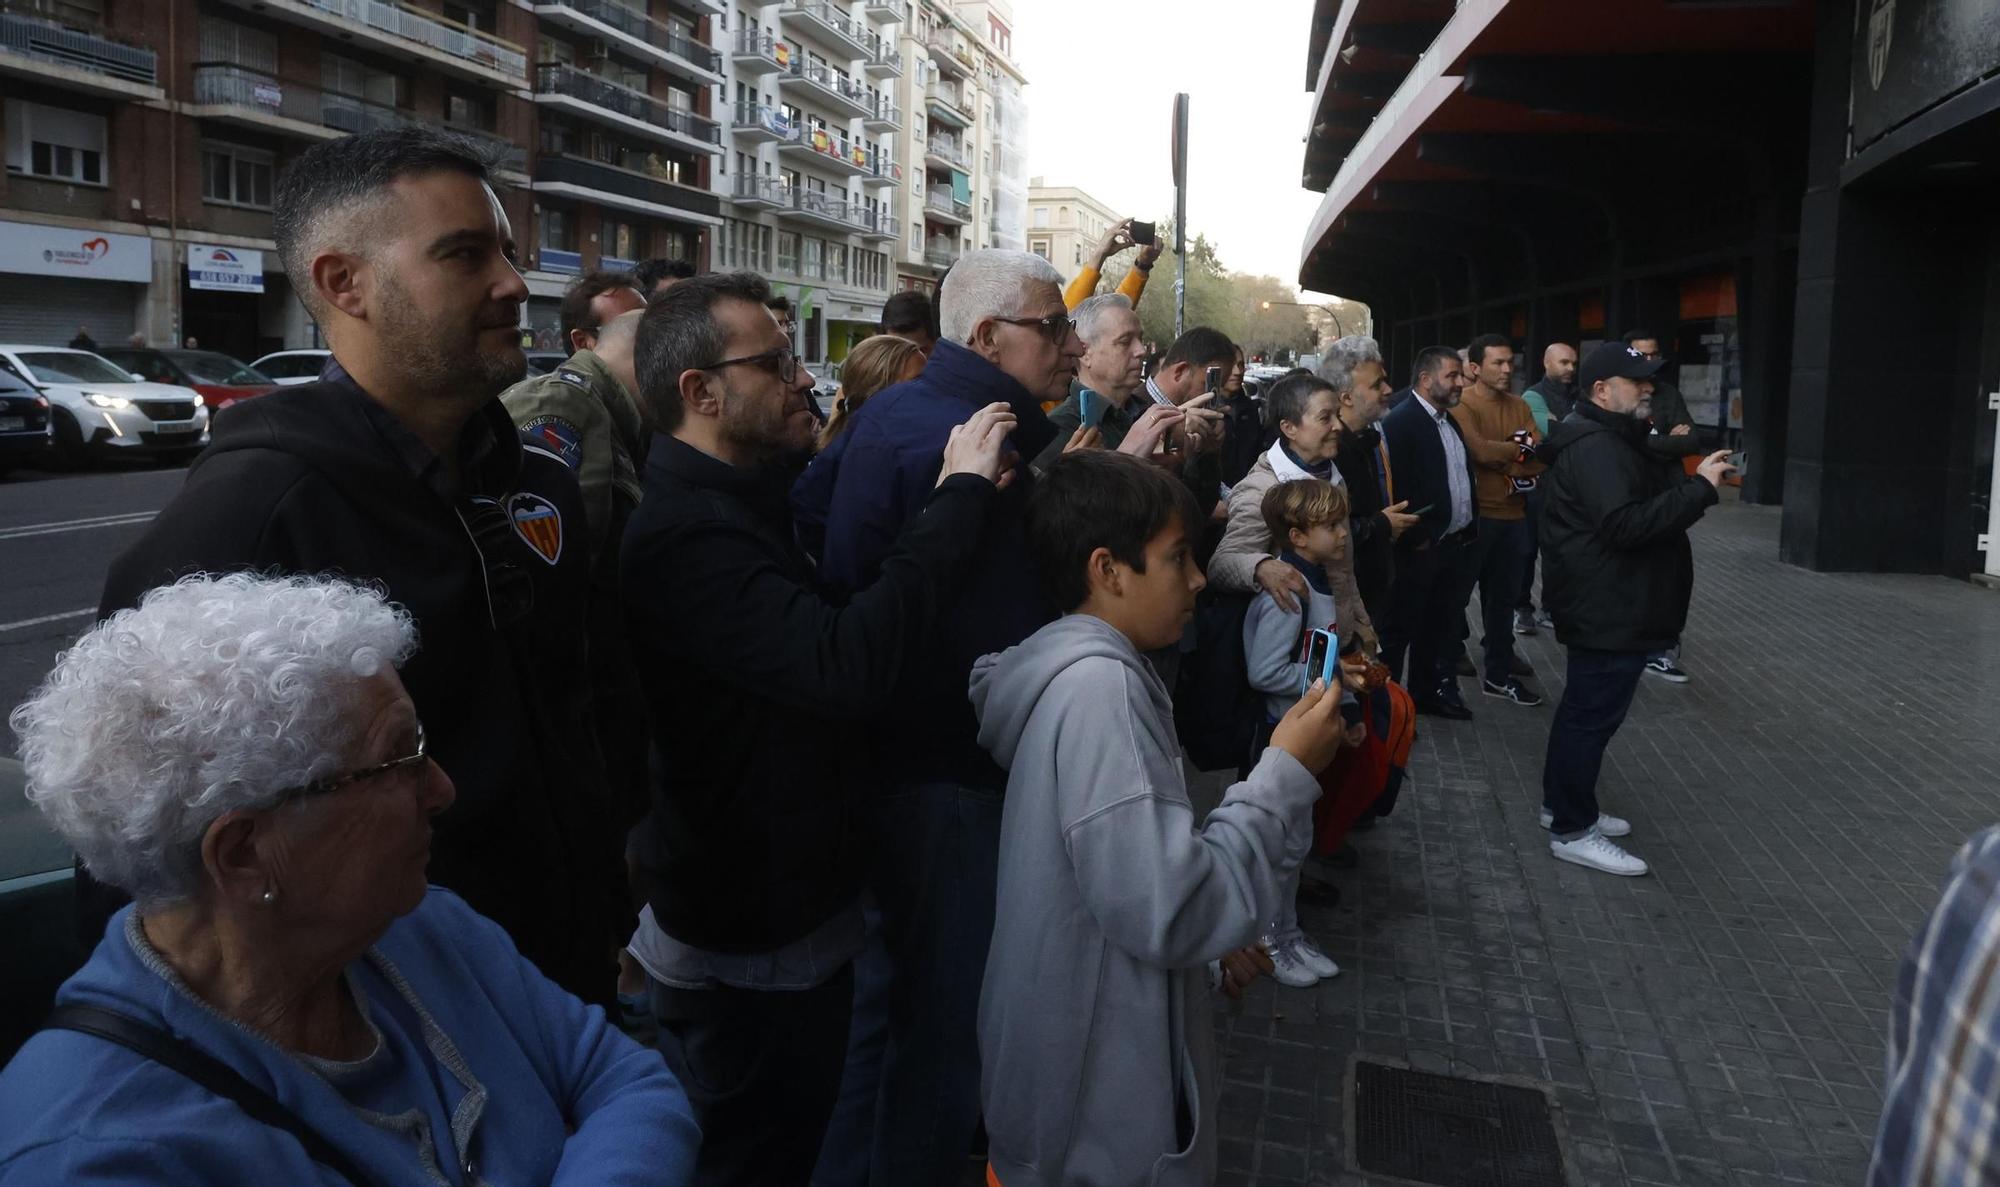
[793,338,1058,789]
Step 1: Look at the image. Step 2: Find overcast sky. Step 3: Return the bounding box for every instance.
[1008,0,1334,301]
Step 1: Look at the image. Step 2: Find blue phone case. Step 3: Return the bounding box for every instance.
[1301,628,1339,696]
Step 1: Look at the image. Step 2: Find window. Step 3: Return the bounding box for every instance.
[778,231,799,274]
[602,218,638,261]
[6,102,107,186]
[323,53,403,107]
[1058,205,1070,225]
[826,243,846,284]
[540,207,576,251]
[803,236,822,279]
[443,1,497,33]
[445,90,495,132]
[202,143,274,208]
[199,15,276,72]
[1032,206,1047,228]
[1029,238,1049,260]
[910,222,922,253]
[1073,243,1081,265]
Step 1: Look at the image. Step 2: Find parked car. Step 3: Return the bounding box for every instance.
[0,346,210,467]
[0,366,52,478]
[248,348,332,385]
[97,348,277,417]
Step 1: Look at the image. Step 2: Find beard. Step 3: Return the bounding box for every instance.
[375,270,524,400]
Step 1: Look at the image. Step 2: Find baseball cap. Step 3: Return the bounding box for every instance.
[1577,341,1665,390]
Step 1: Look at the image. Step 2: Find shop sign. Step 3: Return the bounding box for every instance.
[0,219,150,282]
[186,243,265,293]
[1851,0,2000,152]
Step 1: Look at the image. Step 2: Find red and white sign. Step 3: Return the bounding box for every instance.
[0,219,150,283]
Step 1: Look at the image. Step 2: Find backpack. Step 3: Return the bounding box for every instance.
[1172,588,1264,772]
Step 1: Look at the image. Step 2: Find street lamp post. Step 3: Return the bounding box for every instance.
[1261,298,1350,338]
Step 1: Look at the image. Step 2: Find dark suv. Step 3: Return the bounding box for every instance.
[0,366,51,478]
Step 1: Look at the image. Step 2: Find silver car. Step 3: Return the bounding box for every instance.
[0,346,210,467]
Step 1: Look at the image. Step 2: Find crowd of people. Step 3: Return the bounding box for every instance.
[0,126,1762,1186]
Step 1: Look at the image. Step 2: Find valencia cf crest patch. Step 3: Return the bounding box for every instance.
[508,492,563,565]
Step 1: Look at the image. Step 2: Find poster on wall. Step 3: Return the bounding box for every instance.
[186,244,265,293]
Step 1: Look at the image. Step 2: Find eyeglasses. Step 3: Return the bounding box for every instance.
[698,347,800,385]
[991,313,1077,344]
[275,722,429,803]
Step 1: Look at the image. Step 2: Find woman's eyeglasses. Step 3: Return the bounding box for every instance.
[275,723,428,804]
[991,313,1077,344]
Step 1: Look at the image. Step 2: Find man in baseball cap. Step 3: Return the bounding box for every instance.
[1530,340,1735,876]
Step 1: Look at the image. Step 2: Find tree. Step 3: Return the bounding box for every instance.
[1098,221,1318,360]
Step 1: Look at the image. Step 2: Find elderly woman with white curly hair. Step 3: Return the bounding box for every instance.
[0,572,697,1186]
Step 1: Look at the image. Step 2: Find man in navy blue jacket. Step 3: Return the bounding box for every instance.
[795,249,1078,1187]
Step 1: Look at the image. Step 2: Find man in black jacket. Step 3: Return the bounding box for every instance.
[620,271,1015,1185]
[97,127,625,1004]
[1328,343,1416,621]
[1538,342,1734,877]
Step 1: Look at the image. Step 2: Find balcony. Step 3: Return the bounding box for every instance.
[923,184,970,225]
[776,0,870,61]
[862,98,899,133]
[776,124,871,178]
[664,0,724,15]
[534,63,721,156]
[732,27,787,76]
[732,100,793,145]
[534,152,722,226]
[858,155,898,189]
[857,207,895,242]
[186,63,522,172]
[863,0,903,20]
[922,132,968,173]
[780,187,871,235]
[861,30,899,77]
[925,28,971,79]
[776,55,872,119]
[208,0,525,88]
[732,172,788,210]
[0,11,160,99]
[924,79,972,129]
[923,236,959,268]
[534,0,722,88]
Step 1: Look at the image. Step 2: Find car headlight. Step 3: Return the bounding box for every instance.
[84,392,132,410]
[192,393,205,407]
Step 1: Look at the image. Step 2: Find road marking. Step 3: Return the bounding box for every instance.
[0,511,157,541]
[0,608,94,634]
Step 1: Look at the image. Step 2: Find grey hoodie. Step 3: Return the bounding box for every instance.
[970,614,1321,1187]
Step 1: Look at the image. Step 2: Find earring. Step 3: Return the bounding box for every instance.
[261,887,277,905]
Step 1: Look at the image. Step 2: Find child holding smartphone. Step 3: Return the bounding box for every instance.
[1242,478,1369,988]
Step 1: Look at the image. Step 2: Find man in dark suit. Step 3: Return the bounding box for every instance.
[1379,345,1481,719]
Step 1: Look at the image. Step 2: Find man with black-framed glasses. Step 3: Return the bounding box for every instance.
[622,271,1018,1186]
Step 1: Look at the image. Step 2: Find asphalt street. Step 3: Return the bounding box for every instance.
[0,462,188,753]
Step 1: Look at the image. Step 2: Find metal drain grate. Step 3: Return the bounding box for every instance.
[1351,1059,1567,1187]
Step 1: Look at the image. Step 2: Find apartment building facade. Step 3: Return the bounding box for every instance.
[1024,176,1118,285]
[0,0,724,360]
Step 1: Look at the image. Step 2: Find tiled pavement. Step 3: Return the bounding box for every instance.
[1204,496,2000,1186]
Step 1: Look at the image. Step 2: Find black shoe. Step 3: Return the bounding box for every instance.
[1513,608,1537,636]
[1453,654,1476,678]
[1417,693,1474,721]
[1481,677,1545,707]
[1509,652,1534,678]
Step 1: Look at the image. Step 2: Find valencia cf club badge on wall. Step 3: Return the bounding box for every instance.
[508,492,563,565]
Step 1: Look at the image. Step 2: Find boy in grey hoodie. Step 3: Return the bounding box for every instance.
[970,450,1351,1187]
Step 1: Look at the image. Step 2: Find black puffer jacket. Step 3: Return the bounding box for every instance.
[1539,401,1719,654]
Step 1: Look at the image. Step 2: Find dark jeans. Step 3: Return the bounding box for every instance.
[1472,517,1530,685]
[651,962,856,1187]
[862,780,1003,1187]
[1381,532,1478,699]
[1541,648,1648,839]
[1516,486,1545,610]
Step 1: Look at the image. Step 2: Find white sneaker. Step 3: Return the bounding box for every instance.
[1550,830,1649,876]
[1287,934,1340,979]
[1538,810,1631,837]
[1262,935,1322,987]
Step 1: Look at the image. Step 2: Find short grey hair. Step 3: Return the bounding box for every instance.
[939,249,1063,343]
[10,573,418,907]
[1072,293,1135,345]
[1266,372,1336,430]
[1316,334,1384,397]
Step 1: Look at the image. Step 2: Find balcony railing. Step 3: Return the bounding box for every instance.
[535,152,721,220]
[780,0,870,57]
[863,98,900,129]
[924,28,971,76]
[924,185,970,221]
[0,10,156,84]
[540,0,720,75]
[783,55,871,114]
[189,63,523,170]
[733,172,789,205]
[780,122,870,174]
[861,29,899,75]
[732,26,788,72]
[535,62,720,145]
[923,132,969,170]
[280,0,526,78]
[924,236,959,267]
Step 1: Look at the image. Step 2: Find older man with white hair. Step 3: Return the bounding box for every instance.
[795,248,1080,1187]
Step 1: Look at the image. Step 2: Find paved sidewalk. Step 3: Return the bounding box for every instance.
[1209,496,2000,1186]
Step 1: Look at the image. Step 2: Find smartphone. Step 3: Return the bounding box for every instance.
[1078,387,1095,427]
[1301,628,1338,697]
[1726,450,1748,471]
[1130,220,1156,246]
[1409,503,1435,517]
[1204,365,1223,395]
